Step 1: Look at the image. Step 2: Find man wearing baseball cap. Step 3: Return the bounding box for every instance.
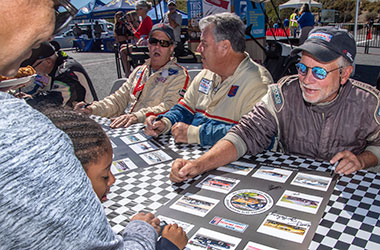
[75,23,190,129]
[168,27,380,184]
[162,0,182,46]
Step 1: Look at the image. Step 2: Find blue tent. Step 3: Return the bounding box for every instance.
[92,0,136,19]
[75,0,106,19]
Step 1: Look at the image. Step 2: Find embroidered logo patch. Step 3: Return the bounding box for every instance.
[271,85,282,105]
[227,85,239,97]
[199,78,212,94]
[168,68,178,76]
[308,32,333,42]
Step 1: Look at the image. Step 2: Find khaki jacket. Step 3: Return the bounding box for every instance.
[91,58,190,122]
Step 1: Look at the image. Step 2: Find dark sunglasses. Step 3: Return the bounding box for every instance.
[54,0,78,35]
[148,38,173,48]
[296,62,343,80]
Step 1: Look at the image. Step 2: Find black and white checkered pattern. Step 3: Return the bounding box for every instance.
[96,119,380,249]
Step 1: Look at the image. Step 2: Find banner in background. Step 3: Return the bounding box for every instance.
[187,0,203,40]
[245,1,265,38]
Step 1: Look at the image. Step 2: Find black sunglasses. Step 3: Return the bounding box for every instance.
[148,37,173,48]
[54,0,78,35]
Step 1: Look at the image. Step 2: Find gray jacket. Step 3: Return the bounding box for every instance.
[0,92,157,249]
[225,75,380,163]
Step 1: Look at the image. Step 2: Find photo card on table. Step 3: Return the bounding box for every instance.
[170,193,219,217]
[257,212,311,243]
[140,150,172,165]
[129,141,158,154]
[243,241,278,250]
[276,190,323,214]
[111,157,138,175]
[186,227,242,250]
[156,215,194,234]
[196,174,240,194]
[252,165,293,183]
[291,172,332,191]
[217,161,256,176]
[120,133,147,145]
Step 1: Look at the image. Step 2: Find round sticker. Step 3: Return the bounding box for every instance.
[224,189,273,215]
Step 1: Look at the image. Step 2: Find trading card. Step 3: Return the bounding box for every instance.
[217,161,255,176]
[196,175,240,194]
[257,212,311,243]
[170,193,219,217]
[291,172,332,191]
[156,215,194,234]
[129,141,158,154]
[120,133,147,145]
[209,216,248,233]
[187,227,241,250]
[140,150,172,165]
[111,157,138,174]
[224,189,274,215]
[243,242,278,250]
[276,190,323,214]
[252,165,292,183]
[110,140,117,148]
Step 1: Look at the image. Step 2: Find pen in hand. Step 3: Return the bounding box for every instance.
[330,161,339,175]
[140,116,163,131]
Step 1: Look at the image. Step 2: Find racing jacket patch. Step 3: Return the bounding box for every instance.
[227,85,239,97]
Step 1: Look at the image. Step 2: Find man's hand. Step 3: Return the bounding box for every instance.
[110,114,137,128]
[330,150,364,175]
[131,212,160,235]
[144,115,166,137]
[74,101,92,115]
[161,224,188,250]
[170,158,203,183]
[171,122,189,143]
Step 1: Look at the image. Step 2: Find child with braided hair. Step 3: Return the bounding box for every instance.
[39,106,188,250]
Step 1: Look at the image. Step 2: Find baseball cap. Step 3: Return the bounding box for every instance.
[21,42,56,67]
[291,27,356,63]
[168,0,176,5]
[149,23,175,42]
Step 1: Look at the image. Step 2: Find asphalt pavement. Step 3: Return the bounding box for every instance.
[66,46,380,101]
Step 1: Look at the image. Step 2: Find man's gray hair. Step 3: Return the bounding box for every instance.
[337,56,352,67]
[199,12,245,53]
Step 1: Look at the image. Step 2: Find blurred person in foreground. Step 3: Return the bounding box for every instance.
[144,12,272,146]
[20,41,98,107]
[0,0,172,249]
[75,23,190,129]
[169,27,380,183]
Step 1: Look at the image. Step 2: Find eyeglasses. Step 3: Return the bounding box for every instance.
[54,0,78,35]
[148,38,173,48]
[296,63,343,80]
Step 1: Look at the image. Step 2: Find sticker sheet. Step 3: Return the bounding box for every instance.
[257,213,311,243]
[196,175,240,194]
[187,227,241,250]
[276,190,323,214]
[170,193,219,217]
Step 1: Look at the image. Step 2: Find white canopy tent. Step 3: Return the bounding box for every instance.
[279,0,322,10]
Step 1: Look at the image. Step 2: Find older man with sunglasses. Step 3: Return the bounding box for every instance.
[75,23,189,128]
[169,27,380,183]
[1,1,178,249]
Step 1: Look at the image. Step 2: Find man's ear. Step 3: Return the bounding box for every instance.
[340,65,353,85]
[217,40,231,56]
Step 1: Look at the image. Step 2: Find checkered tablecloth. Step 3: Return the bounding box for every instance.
[93,117,380,250]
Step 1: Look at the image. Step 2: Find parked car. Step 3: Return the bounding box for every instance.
[53,20,114,49]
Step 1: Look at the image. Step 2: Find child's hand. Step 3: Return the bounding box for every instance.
[162,224,188,250]
[131,212,160,234]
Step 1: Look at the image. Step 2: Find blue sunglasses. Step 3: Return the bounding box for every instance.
[296,63,343,80]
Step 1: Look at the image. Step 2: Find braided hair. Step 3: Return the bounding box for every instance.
[39,106,111,170]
